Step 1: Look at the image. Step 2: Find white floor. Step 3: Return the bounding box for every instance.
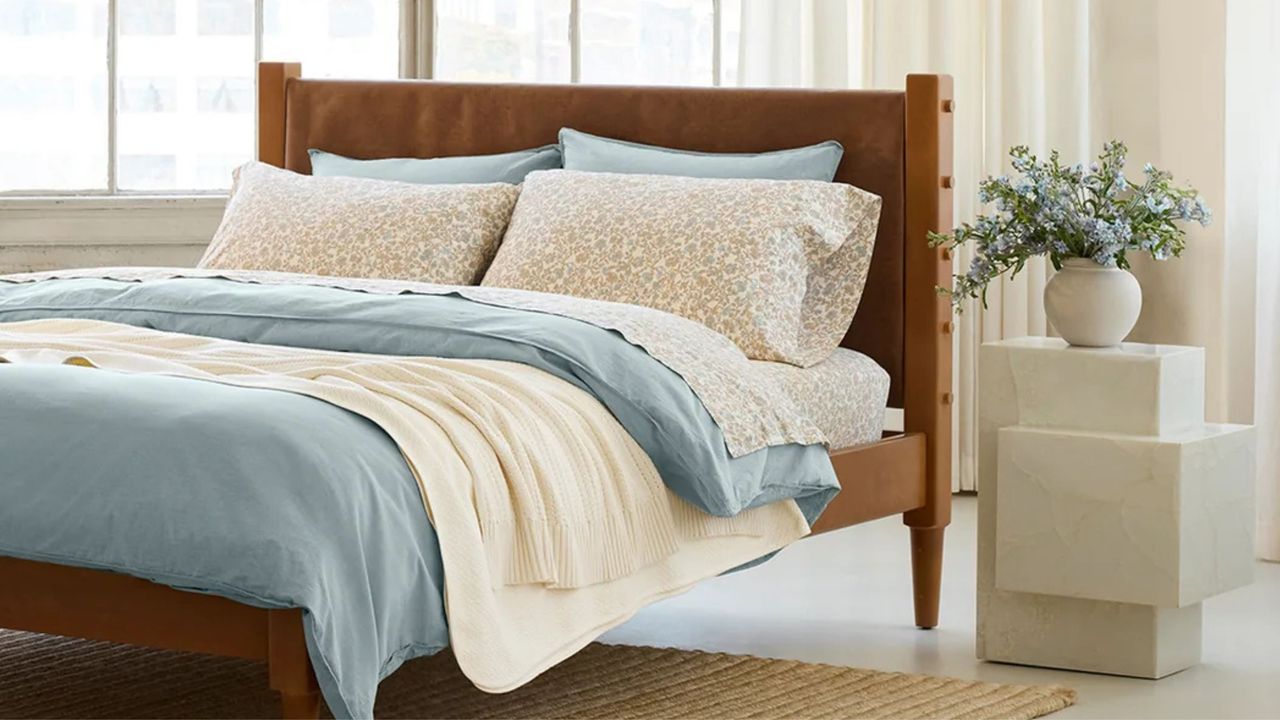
[602,495,1280,719]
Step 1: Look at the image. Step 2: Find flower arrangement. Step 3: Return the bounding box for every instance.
[929,141,1211,309]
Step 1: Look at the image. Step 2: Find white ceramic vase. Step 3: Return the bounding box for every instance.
[1043,257,1142,347]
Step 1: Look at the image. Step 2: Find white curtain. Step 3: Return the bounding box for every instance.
[1224,0,1280,561]
[738,0,1088,492]
[737,0,1279,558]
[737,0,864,88]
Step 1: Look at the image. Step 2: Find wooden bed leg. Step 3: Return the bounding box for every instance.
[902,73,954,632]
[268,609,322,720]
[908,526,945,629]
[278,690,322,720]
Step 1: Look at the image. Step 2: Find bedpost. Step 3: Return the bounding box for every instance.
[268,609,321,719]
[258,62,302,168]
[902,74,955,630]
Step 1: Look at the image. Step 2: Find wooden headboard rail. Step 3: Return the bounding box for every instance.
[256,63,953,522]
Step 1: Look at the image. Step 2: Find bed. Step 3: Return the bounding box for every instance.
[0,62,954,719]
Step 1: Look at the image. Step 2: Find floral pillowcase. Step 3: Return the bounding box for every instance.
[199,162,520,285]
[481,170,882,367]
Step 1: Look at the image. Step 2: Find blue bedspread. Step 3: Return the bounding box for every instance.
[0,277,838,718]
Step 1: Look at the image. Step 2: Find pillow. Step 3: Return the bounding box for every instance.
[309,145,561,185]
[559,128,844,181]
[482,170,882,366]
[199,161,520,285]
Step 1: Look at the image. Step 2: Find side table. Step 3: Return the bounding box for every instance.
[976,337,1255,678]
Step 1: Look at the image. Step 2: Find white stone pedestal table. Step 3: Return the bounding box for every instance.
[976,337,1254,678]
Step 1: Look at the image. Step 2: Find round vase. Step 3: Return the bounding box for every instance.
[1043,258,1142,347]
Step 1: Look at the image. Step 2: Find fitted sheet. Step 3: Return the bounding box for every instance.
[751,348,890,450]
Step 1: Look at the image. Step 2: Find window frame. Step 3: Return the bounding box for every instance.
[1,0,729,200]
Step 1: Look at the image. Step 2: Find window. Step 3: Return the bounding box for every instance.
[432,0,735,86]
[579,0,715,86]
[261,0,400,80]
[1,0,737,196]
[434,0,572,83]
[0,0,399,194]
[115,0,258,190]
[0,0,108,191]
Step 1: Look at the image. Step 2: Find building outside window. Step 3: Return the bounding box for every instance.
[0,0,402,194]
[0,0,737,196]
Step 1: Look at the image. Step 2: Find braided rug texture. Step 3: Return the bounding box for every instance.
[0,630,1075,719]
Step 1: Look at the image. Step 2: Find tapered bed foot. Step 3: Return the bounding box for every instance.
[278,691,322,720]
[909,526,945,629]
[269,609,322,719]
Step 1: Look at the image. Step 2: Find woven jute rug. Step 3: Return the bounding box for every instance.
[0,630,1075,719]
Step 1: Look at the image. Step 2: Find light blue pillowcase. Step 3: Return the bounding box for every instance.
[559,128,844,181]
[308,145,562,185]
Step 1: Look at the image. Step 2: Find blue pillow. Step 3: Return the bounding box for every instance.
[308,145,562,185]
[559,128,844,181]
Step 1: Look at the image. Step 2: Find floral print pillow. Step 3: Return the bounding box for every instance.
[482,170,882,367]
[200,162,520,285]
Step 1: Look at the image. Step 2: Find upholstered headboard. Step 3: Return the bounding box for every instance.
[256,63,952,411]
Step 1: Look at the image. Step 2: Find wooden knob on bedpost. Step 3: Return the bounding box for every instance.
[941,99,955,113]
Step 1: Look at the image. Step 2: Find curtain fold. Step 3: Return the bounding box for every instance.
[736,0,1278,556]
[1225,0,1280,561]
[738,0,863,89]
[743,0,1094,491]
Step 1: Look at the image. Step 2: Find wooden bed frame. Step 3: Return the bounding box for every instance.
[0,63,953,719]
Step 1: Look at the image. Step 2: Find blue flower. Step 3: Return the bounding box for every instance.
[1091,249,1119,267]
[935,140,1208,310]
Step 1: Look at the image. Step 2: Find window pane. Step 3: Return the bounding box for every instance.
[197,76,252,113]
[719,0,740,86]
[119,153,177,188]
[435,0,570,82]
[197,0,251,35]
[120,0,174,35]
[118,76,177,113]
[580,0,714,86]
[262,0,400,80]
[116,0,253,190]
[0,0,107,191]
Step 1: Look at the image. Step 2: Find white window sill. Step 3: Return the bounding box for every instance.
[0,194,228,210]
[0,194,225,247]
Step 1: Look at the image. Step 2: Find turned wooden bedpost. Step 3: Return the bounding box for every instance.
[269,609,322,719]
[258,61,302,169]
[258,66,323,715]
[902,74,955,630]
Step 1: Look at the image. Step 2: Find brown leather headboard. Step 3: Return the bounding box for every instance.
[258,64,953,409]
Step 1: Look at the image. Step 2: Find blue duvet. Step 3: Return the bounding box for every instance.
[0,278,837,718]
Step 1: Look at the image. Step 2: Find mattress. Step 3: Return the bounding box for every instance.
[751,348,890,450]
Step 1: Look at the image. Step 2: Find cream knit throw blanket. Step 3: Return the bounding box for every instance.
[0,319,809,692]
